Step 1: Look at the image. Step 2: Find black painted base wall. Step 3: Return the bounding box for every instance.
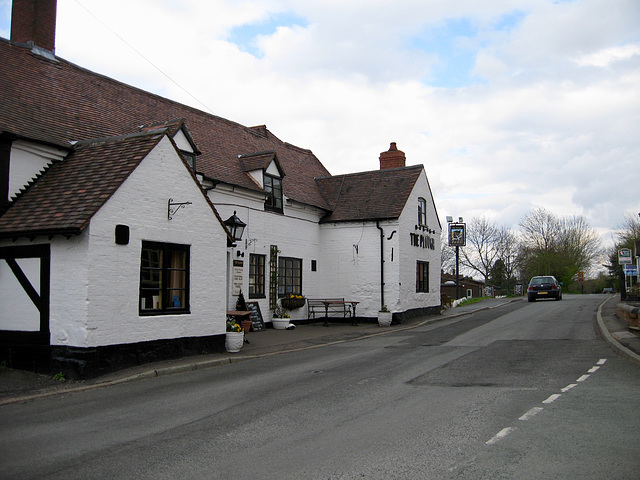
[1,334,226,380]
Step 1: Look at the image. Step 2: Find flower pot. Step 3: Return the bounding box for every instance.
[241,320,252,333]
[272,318,290,330]
[377,311,392,327]
[225,331,244,353]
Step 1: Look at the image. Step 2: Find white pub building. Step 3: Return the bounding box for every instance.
[0,0,441,377]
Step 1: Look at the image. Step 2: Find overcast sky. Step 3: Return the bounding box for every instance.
[1,0,639,253]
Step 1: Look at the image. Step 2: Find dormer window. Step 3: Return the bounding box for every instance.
[181,151,196,171]
[264,174,283,212]
[418,197,427,226]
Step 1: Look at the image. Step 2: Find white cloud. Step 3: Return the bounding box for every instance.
[3,0,640,251]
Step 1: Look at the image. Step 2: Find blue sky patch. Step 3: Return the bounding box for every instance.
[410,17,480,88]
[228,12,308,58]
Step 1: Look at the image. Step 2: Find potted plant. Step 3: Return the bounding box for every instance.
[272,305,291,330]
[377,305,393,327]
[225,319,244,352]
[281,294,306,310]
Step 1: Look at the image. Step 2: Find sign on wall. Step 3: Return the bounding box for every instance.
[232,259,243,295]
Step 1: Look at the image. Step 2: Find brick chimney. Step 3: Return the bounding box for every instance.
[11,0,57,53]
[379,142,406,170]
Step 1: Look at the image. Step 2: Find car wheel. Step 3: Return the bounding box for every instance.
[528,295,535,302]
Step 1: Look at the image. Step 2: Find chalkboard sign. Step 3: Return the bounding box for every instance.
[246,302,266,332]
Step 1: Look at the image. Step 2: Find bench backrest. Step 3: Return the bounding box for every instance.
[307,298,345,305]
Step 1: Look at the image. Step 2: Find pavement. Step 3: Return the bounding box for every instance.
[1,295,638,406]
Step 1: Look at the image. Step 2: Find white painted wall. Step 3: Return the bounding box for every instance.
[396,170,442,312]
[8,141,67,200]
[0,256,41,331]
[76,136,228,347]
[209,186,325,322]
[208,167,442,320]
[0,136,228,348]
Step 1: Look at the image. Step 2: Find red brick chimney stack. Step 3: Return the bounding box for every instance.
[11,0,57,53]
[379,142,406,170]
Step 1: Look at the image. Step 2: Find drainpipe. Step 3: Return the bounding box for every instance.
[377,221,385,309]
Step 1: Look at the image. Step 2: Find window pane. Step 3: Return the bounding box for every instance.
[278,257,302,296]
[141,248,163,310]
[140,242,189,314]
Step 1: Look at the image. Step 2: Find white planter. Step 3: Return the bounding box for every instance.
[272,318,290,330]
[225,331,244,352]
[377,312,393,327]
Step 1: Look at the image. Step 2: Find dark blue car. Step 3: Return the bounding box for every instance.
[527,276,562,301]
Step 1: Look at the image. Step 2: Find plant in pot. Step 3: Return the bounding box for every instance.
[377,305,393,327]
[280,294,306,310]
[225,319,244,352]
[272,304,291,330]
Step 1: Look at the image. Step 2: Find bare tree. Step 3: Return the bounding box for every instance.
[496,226,521,292]
[518,207,601,285]
[460,217,500,283]
[441,229,456,274]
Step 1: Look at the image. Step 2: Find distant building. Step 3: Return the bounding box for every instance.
[1,0,442,377]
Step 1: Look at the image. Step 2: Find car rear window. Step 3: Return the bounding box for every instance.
[531,277,553,285]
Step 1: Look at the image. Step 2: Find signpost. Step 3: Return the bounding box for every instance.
[618,248,632,265]
[578,271,584,294]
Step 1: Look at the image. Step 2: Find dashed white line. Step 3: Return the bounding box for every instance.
[487,358,607,447]
[542,393,562,404]
[561,384,578,392]
[486,427,514,445]
[519,407,543,421]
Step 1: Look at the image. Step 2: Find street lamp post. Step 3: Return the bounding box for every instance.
[447,216,466,300]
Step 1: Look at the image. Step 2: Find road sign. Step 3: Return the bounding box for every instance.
[624,264,638,276]
[619,248,632,265]
[577,271,584,282]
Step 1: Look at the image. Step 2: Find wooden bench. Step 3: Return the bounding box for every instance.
[308,298,359,326]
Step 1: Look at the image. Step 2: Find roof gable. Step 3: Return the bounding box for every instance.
[0,130,165,239]
[316,165,424,223]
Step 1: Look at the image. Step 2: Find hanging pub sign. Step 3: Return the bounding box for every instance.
[449,223,466,247]
[618,248,632,265]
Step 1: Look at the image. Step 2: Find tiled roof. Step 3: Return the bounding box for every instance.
[316,165,424,222]
[0,131,164,238]
[0,38,332,210]
[238,151,279,173]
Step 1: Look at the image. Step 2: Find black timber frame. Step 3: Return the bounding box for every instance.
[0,244,51,346]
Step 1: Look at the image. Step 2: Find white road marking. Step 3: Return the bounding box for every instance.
[519,407,543,421]
[597,358,607,365]
[588,366,600,373]
[542,394,561,404]
[486,427,514,445]
[577,374,590,382]
[561,384,578,392]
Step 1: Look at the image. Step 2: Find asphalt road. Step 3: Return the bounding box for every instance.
[1,294,638,479]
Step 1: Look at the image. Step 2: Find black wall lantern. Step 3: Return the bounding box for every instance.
[224,211,246,241]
